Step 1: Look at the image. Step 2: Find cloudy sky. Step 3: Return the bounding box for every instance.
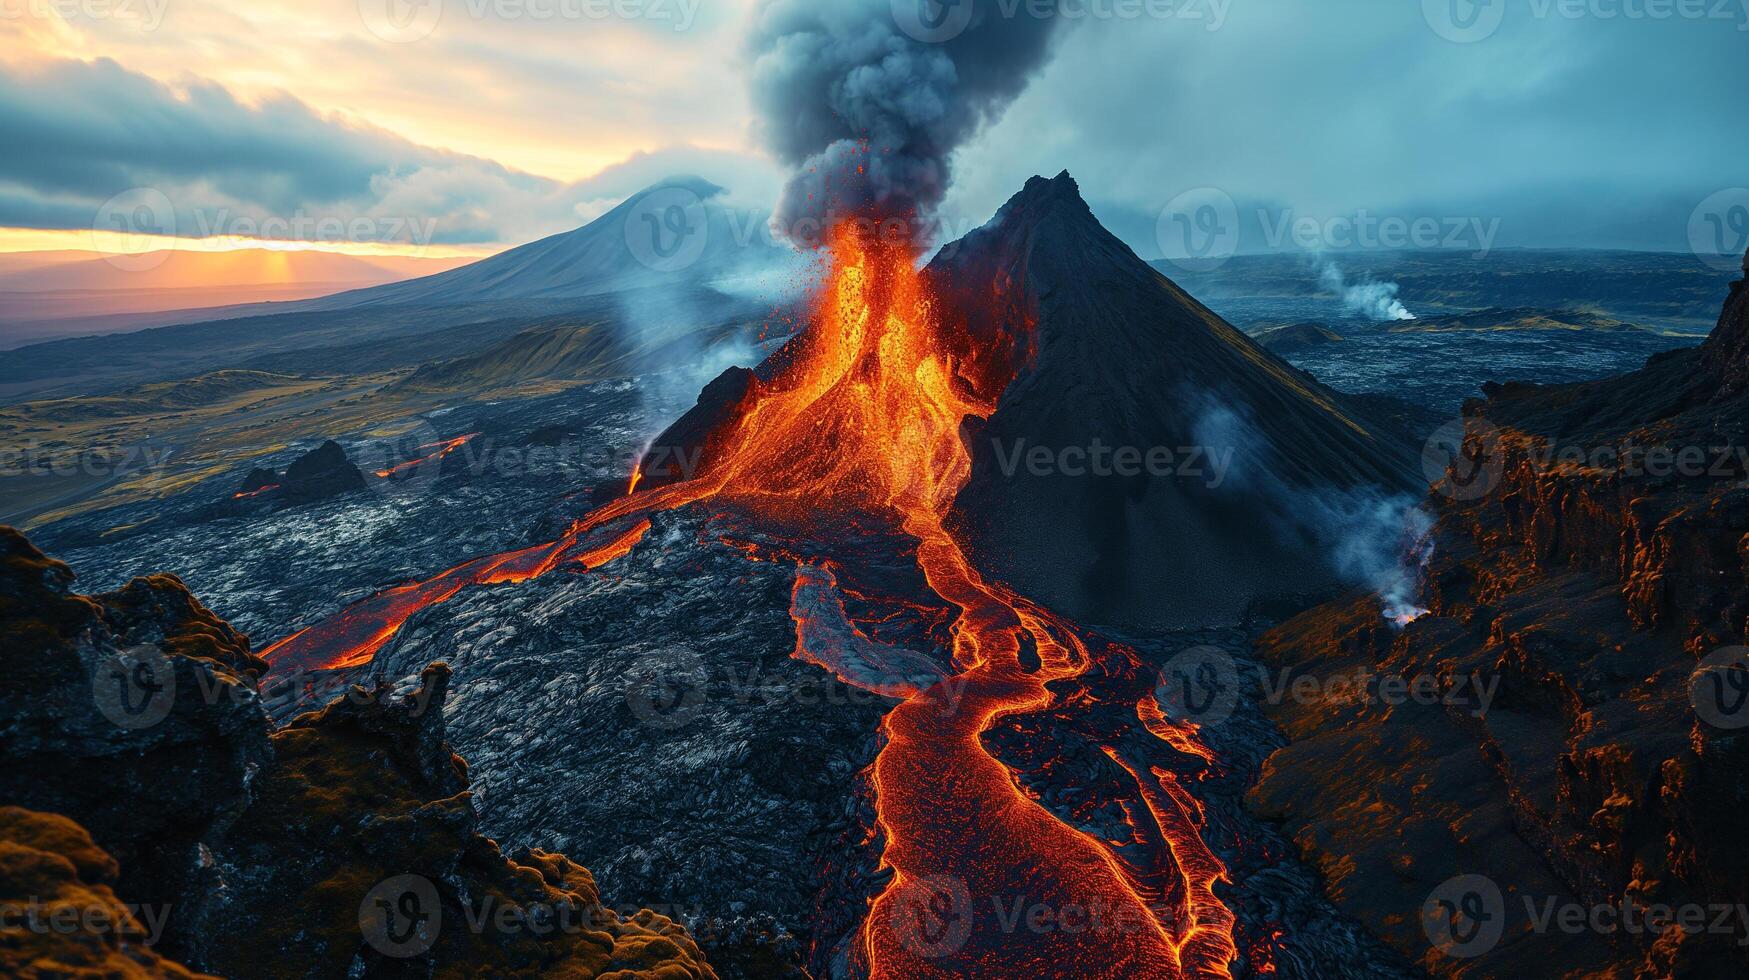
[1,0,1744,259]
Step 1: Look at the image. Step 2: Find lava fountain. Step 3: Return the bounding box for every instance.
[263,225,1238,978]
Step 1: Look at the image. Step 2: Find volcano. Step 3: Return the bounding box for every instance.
[647,173,1421,627]
[298,177,787,311]
[252,170,1432,979]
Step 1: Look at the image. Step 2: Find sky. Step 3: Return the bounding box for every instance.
[0,0,1744,260]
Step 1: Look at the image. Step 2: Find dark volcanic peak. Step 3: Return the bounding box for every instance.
[645,172,1424,627]
[935,172,1422,626]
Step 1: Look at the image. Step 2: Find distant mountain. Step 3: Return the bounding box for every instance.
[300,177,790,312]
[0,248,469,293]
[0,178,795,402]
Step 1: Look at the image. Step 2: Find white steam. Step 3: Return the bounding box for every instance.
[1191,396,1433,626]
[1318,260,1415,322]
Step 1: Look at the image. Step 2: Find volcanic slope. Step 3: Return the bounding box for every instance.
[937,173,1420,626]
[647,173,1420,626]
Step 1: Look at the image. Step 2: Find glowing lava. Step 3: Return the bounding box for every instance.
[261,227,1237,977]
[374,432,479,479]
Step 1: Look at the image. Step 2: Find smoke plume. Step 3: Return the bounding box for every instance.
[745,0,1063,241]
[1192,395,1433,626]
[1318,260,1415,321]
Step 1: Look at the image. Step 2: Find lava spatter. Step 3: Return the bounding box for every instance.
[261,227,1238,978]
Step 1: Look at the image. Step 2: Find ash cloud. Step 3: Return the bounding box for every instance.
[745,0,1063,240]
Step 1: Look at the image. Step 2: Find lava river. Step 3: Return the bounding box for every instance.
[262,226,1239,978]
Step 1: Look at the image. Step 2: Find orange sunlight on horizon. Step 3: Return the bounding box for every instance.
[0,227,502,260]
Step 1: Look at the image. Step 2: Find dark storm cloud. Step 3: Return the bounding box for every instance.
[0,57,655,246]
[943,2,1749,257]
[745,0,1063,236]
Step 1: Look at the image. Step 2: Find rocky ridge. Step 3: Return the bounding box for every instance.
[0,526,717,979]
[1246,251,1749,977]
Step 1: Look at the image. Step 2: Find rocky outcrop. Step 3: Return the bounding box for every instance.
[227,440,367,508]
[1255,322,1346,352]
[0,526,719,980]
[279,439,368,503]
[0,526,271,957]
[202,665,717,980]
[629,366,756,497]
[0,806,218,979]
[1246,256,1749,977]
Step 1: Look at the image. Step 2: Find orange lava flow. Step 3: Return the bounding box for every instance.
[374,432,479,479]
[232,484,280,500]
[258,228,1237,977]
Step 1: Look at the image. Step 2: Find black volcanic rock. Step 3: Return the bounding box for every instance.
[1697,248,1749,399]
[933,173,1420,626]
[280,439,367,502]
[0,526,720,979]
[1255,322,1346,352]
[0,526,271,961]
[1246,258,1749,976]
[632,366,757,497]
[238,467,279,494]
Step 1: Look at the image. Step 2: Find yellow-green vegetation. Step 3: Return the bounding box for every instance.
[0,370,408,527]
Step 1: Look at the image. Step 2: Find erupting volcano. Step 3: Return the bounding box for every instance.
[262,173,1426,978]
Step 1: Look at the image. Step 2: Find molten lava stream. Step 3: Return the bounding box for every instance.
[257,228,1238,978]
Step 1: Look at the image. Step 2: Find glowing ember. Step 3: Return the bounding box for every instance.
[261,226,1237,977]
